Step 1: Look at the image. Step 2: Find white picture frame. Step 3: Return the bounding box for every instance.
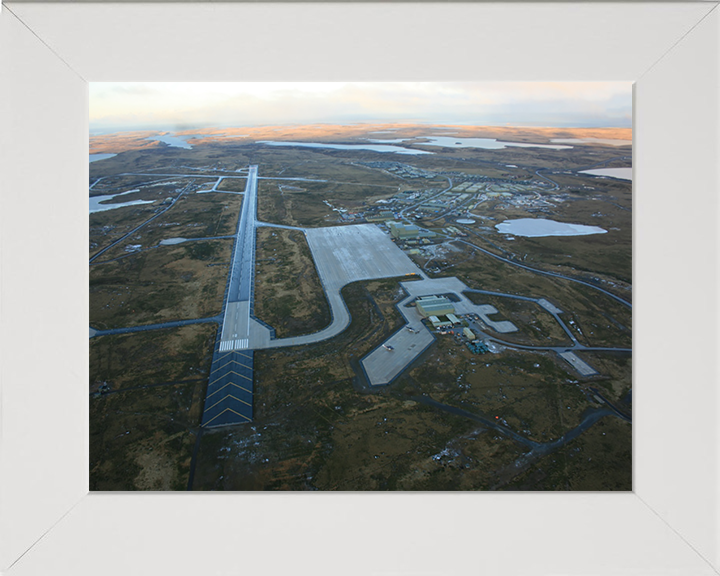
[1,2,718,575]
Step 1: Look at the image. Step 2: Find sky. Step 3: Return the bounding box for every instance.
[89,82,632,134]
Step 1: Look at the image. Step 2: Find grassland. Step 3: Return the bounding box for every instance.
[90,124,632,491]
[254,228,330,338]
[90,203,160,259]
[257,179,399,228]
[89,239,231,329]
[90,324,217,391]
[466,192,632,285]
[216,178,248,192]
[191,275,630,491]
[422,243,632,349]
[89,324,216,490]
[91,193,242,263]
[406,336,590,440]
[91,175,192,195]
[502,416,632,491]
[464,292,571,346]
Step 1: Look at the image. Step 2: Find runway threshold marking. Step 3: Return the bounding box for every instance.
[208,369,253,386]
[204,407,252,427]
[205,393,253,413]
[206,381,253,400]
[211,358,253,375]
[218,338,249,351]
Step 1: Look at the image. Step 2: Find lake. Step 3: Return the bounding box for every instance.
[89,153,117,163]
[578,168,632,181]
[551,138,631,147]
[258,141,431,155]
[369,136,573,150]
[496,218,607,237]
[145,134,195,149]
[90,189,155,213]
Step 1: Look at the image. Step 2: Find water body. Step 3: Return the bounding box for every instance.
[370,136,572,150]
[551,138,631,147]
[579,167,632,181]
[145,134,195,149]
[496,218,607,238]
[90,189,155,213]
[89,153,117,163]
[258,141,431,155]
[364,138,407,144]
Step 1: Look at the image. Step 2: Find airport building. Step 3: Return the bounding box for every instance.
[416,295,455,318]
[387,221,437,240]
[463,327,476,340]
[366,210,395,222]
[446,313,461,326]
[428,315,453,329]
[387,221,420,239]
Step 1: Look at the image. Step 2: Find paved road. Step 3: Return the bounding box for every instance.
[399,177,452,222]
[456,238,632,308]
[90,315,221,338]
[589,387,632,422]
[255,221,306,232]
[200,167,259,426]
[89,181,193,264]
[464,288,578,345]
[119,172,247,180]
[228,165,257,302]
[480,328,631,354]
[534,169,560,190]
[219,166,258,349]
[413,395,541,449]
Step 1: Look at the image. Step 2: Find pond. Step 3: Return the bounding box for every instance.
[578,168,632,181]
[495,218,608,237]
[370,136,573,150]
[90,189,155,213]
[551,138,631,147]
[258,141,431,155]
[89,153,117,163]
[145,134,195,149]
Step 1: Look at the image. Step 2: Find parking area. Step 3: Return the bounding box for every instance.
[361,305,433,386]
[400,277,518,333]
[559,351,598,376]
[305,224,422,290]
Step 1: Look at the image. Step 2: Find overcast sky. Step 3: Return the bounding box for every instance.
[90,82,632,133]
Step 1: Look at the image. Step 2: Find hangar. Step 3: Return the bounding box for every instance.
[415,295,455,318]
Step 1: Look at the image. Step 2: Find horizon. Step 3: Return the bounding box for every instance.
[90,82,633,134]
[90,121,633,138]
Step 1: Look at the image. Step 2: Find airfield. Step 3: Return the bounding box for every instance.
[89,124,632,491]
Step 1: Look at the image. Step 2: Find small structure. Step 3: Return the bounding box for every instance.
[428,315,452,329]
[466,340,489,354]
[463,327,476,340]
[446,313,461,326]
[366,210,395,222]
[416,296,455,318]
[387,221,420,239]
